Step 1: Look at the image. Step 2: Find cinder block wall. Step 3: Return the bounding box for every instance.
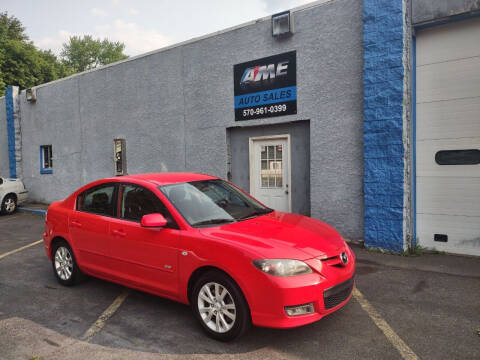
[362,0,406,252]
[0,97,9,175]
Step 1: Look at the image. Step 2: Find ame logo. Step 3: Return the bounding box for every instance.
[240,60,289,85]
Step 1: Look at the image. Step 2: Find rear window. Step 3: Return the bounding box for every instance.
[77,184,116,216]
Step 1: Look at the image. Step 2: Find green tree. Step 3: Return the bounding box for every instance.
[0,12,27,41]
[60,35,128,73]
[0,12,70,97]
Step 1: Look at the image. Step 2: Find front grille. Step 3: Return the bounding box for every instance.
[323,276,354,310]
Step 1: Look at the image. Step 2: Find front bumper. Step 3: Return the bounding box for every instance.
[248,248,356,329]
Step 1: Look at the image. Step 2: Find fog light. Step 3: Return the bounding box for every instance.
[284,303,314,316]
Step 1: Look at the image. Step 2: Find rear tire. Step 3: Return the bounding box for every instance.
[52,241,83,286]
[191,270,251,341]
[1,194,17,215]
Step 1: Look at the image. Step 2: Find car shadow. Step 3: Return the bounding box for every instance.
[90,285,358,356]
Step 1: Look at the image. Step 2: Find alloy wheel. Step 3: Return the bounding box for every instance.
[197,282,236,333]
[54,246,73,281]
[4,198,16,213]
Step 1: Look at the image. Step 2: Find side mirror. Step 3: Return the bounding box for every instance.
[141,213,167,228]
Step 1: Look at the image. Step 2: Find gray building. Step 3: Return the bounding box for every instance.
[1,0,479,256]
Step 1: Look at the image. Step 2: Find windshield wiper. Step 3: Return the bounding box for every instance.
[238,208,273,220]
[192,218,236,226]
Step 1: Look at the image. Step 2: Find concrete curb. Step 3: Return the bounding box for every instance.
[344,238,365,246]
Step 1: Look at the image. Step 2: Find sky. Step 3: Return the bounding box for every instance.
[2,0,326,57]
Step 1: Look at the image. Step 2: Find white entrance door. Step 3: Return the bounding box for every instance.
[249,135,291,212]
[416,18,480,256]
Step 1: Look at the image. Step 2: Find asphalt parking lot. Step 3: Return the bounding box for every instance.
[0,212,479,360]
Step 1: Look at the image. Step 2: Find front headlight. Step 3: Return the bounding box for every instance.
[252,259,313,277]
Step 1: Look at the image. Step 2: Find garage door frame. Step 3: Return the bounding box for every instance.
[412,13,480,253]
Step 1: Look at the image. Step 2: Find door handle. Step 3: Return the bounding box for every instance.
[71,221,82,228]
[112,229,126,237]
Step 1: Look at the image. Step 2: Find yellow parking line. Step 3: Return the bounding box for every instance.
[81,288,131,342]
[353,287,420,360]
[0,239,43,260]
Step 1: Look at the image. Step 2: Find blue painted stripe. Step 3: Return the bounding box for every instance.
[234,86,296,109]
[18,207,47,216]
[5,87,16,178]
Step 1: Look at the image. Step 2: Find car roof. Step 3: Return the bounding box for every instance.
[107,172,218,186]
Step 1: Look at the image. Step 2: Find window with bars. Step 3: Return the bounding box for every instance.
[40,145,53,174]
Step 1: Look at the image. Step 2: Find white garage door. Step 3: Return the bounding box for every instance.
[416,18,480,256]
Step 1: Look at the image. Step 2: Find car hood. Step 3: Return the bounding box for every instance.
[199,211,345,261]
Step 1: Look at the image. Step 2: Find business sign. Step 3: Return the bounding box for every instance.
[234,51,297,121]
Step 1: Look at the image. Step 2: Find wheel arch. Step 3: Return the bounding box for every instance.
[3,192,17,202]
[50,236,71,257]
[187,265,252,316]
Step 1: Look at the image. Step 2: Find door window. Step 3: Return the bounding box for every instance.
[260,144,283,188]
[77,184,116,216]
[120,184,176,227]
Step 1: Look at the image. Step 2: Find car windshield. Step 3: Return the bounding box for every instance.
[159,179,273,227]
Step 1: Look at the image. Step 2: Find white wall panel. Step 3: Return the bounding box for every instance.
[416,97,480,140]
[416,19,480,255]
[417,177,480,217]
[416,57,480,103]
[416,214,480,256]
[416,17,480,66]
[416,138,480,177]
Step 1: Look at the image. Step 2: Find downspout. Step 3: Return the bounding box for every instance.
[402,0,414,252]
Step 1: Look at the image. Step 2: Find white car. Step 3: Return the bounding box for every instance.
[0,177,28,215]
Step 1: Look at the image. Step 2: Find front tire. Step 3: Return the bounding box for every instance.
[1,194,17,215]
[192,270,251,341]
[52,241,83,286]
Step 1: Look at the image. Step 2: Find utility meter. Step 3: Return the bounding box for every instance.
[114,139,127,176]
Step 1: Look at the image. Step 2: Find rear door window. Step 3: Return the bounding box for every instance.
[77,184,116,217]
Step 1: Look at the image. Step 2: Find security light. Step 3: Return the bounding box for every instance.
[26,88,36,102]
[272,11,293,37]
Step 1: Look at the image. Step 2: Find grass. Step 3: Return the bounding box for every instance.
[403,245,446,256]
[365,244,445,257]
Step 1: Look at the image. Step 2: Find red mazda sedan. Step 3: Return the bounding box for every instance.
[43,173,355,340]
